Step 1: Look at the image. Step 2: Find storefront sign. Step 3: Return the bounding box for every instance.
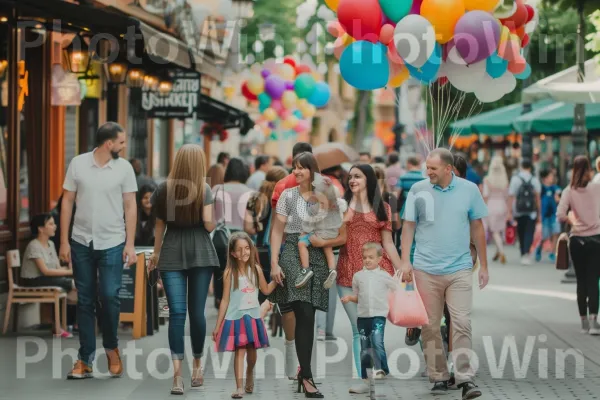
[51,64,81,106]
[18,61,28,112]
[141,70,200,118]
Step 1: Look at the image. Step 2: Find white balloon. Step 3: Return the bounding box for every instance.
[499,70,517,94]
[444,48,486,93]
[474,70,515,102]
[393,15,437,68]
[493,0,517,19]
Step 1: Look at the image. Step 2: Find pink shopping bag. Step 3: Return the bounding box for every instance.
[387,274,429,328]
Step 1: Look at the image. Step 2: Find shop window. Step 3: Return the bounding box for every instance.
[173,119,200,152]
[128,88,147,169]
[152,119,169,179]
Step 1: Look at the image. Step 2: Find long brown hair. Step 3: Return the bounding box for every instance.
[571,155,592,189]
[253,166,288,218]
[207,163,224,188]
[226,232,259,290]
[165,144,207,225]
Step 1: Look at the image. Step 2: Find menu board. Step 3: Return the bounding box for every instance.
[119,264,136,314]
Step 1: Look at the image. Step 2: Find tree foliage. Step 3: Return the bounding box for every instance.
[240,0,304,63]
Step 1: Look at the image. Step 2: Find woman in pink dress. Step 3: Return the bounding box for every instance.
[483,156,509,264]
[311,164,402,394]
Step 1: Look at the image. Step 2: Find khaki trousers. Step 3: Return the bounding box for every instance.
[414,269,474,384]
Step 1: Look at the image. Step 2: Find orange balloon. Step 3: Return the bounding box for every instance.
[463,0,497,11]
[379,24,395,45]
[388,66,410,88]
[421,0,466,44]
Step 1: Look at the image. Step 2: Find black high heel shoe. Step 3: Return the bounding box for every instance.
[297,374,324,398]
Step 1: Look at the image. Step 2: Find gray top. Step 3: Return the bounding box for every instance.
[152,182,219,270]
[21,239,60,279]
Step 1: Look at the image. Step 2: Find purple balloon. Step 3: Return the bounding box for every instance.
[269,121,276,128]
[454,11,500,64]
[285,81,295,90]
[410,0,423,15]
[261,69,271,78]
[264,75,286,100]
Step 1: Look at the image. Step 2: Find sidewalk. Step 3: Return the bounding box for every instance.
[1,245,600,399]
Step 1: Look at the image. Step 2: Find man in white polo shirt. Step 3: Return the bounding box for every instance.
[59,122,138,379]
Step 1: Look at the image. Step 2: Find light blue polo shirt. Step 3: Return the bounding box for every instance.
[403,174,488,275]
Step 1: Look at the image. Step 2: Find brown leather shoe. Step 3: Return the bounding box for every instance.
[106,348,123,377]
[67,360,93,380]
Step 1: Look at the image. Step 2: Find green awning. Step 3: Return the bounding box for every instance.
[451,99,554,136]
[513,102,600,134]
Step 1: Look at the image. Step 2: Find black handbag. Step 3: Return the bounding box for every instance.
[211,185,231,269]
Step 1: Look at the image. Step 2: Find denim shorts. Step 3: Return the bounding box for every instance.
[542,217,561,238]
[298,233,314,247]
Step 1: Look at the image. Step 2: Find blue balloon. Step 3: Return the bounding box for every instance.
[308,82,331,108]
[259,103,268,113]
[258,92,271,108]
[340,41,389,90]
[406,43,441,84]
[486,52,508,79]
[515,63,531,80]
[293,110,303,119]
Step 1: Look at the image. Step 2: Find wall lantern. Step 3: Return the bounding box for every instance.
[143,74,159,91]
[63,34,91,75]
[104,62,128,84]
[127,68,145,88]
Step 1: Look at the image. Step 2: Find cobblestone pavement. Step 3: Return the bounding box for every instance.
[2,247,599,400]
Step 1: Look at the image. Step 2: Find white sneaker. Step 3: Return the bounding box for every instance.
[349,382,370,394]
[323,270,337,289]
[521,256,532,265]
[589,319,600,335]
[373,370,386,380]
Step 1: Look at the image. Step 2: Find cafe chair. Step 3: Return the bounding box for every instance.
[3,250,67,335]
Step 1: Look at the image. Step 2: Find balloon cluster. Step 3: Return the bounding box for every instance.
[325,0,538,103]
[241,57,331,134]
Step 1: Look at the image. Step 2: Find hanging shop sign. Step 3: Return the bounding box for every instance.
[51,64,81,106]
[142,70,200,118]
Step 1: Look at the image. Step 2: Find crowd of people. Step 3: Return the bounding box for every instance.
[17,121,600,400]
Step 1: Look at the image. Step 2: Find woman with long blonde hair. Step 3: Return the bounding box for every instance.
[483,156,510,263]
[148,144,218,395]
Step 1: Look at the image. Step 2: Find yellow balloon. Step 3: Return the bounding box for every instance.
[247,74,264,95]
[282,116,299,129]
[303,104,316,118]
[324,0,339,11]
[340,33,354,47]
[421,0,466,44]
[297,99,309,110]
[388,67,410,88]
[276,63,296,80]
[282,91,297,109]
[263,108,277,121]
[463,0,497,11]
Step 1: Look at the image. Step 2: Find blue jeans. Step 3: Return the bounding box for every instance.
[161,267,213,360]
[71,241,124,365]
[357,317,389,379]
[337,285,361,376]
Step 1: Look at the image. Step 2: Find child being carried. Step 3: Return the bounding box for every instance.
[295,173,347,289]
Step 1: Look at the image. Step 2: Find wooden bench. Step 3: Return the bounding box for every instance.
[3,251,67,335]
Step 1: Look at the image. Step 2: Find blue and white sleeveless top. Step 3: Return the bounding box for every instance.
[224,266,261,320]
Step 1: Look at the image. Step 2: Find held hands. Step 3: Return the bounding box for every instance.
[398,261,413,282]
[270,264,285,286]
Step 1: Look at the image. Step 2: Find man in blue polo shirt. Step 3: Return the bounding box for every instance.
[401,148,488,399]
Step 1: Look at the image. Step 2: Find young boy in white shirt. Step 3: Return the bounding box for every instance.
[341,242,397,389]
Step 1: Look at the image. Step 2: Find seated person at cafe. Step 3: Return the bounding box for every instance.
[135,184,156,247]
[21,213,77,337]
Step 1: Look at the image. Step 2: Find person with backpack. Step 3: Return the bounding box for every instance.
[536,169,562,262]
[508,160,542,265]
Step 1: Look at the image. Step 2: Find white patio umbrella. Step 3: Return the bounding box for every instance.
[539,80,600,104]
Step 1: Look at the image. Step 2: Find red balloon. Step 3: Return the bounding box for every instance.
[508,56,526,74]
[525,4,535,23]
[295,64,312,75]
[241,82,258,101]
[284,57,296,68]
[438,76,449,86]
[500,0,528,29]
[337,0,383,42]
[522,33,530,47]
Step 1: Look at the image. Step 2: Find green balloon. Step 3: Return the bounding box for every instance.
[294,73,317,99]
[379,0,412,23]
[258,93,271,107]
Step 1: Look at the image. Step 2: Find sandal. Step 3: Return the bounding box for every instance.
[170,376,184,395]
[191,367,204,387]
[245,370,254,393]
[231,389,244,398]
